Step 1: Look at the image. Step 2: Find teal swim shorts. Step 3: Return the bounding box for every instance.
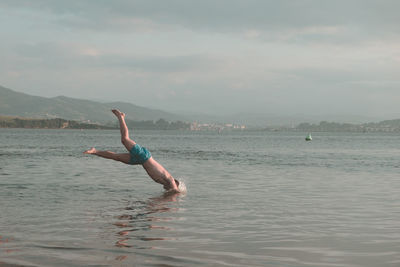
[129,144,151,165]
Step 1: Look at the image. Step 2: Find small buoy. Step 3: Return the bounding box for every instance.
[305,133,312,141]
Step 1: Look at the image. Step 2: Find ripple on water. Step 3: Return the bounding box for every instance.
[1,130,400,266]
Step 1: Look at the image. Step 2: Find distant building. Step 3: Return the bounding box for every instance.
[190,122,246,131]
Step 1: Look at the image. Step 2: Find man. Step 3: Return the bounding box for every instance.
[84,109,185,193]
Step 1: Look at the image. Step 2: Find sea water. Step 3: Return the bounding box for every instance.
[1,128,400,266]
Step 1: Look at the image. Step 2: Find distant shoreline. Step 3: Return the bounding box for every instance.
[2,115,400,132]
[0,115,191,130]
[0,116,115,130]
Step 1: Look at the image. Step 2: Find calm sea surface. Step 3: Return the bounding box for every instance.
[1,128,400,267]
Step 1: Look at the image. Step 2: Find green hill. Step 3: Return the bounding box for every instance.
[0,85,186,124]
[0,116,114,129]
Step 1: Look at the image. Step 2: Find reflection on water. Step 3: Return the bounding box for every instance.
[112,192,183,258]
[0,235,18,255]
[0,189,186,267]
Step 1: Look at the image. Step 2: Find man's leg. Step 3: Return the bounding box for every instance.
[112,109,136,152]
[84,148,130,164]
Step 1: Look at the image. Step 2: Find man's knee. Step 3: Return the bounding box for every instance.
[115,153,130,164]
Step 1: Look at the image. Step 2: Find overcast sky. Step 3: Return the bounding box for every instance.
[1,0,400,120]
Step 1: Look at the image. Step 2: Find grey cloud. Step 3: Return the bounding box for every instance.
[98,54,221,72]
[9,42,220,72]
[2,0,399,38]
[14,43,74,58]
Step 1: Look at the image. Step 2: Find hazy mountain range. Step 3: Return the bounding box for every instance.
[0,85,390,126]
[0,85,186,124]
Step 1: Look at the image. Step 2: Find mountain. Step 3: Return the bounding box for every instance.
[0,85,186,124]
[1,85,391,128]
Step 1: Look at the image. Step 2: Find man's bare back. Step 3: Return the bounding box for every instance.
[84,109,184,193]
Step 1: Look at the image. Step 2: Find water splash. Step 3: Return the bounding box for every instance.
[177,180,187,194]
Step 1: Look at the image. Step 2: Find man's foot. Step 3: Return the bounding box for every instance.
[84,147,97,154]
[112,109,125,118]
